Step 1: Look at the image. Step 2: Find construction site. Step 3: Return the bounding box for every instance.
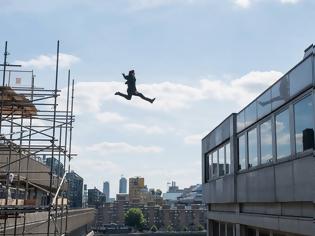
[0,41,94,236]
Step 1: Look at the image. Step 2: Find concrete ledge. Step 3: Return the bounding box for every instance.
[207,211,313,235]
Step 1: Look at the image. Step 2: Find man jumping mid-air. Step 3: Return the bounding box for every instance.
[115,70,155,103]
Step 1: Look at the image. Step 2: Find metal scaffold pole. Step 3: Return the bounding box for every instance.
[0,41,76,235]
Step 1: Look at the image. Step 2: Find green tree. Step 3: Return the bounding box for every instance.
[197,224,205,231]
[166,225,173,232]
[124,208,146,230]
[150,225,158,232]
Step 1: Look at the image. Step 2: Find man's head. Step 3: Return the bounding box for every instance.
[129,70,135,76]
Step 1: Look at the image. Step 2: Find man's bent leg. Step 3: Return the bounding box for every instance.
[115,92,132,100]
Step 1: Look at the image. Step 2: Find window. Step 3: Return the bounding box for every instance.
[257,89,272,119]
[260,119,273,164]
[294,95,314,153]
[289,57,313,97]
[225,143,231,174]
[248,128,258,168]
[213,221,219,236]
[238,134,246,170]
[276,109,291,159]
[227,223,234,236]
[212,151,218,177]
[271,76,289,110]
[219,146,225,176]
[237,110,245,132]
[208,153,212,180]
[204,153,211,182]
[220,223,226,236]
[245,102,257,127]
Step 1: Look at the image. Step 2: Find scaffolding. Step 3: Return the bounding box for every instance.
[0,41,75,235]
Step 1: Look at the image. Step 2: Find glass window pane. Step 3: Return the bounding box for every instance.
[245,102,257,127]
[238,135,246,170]
[289,57,313,97]
[248,128,258,168]
[220,223,226,236]
[213,221,219,236]
[237,111,245,132]
[276,109,291,159]
[219,146,225,176]
[212,151,218,177]
[257,89,272,119]
[225,143,231,174]
[294,95,314,153]
[227,223,234,236]
[259,231,269,236]
[271,76,289,110]
[260,119,273,164]
[208,153,212,180]
[246,228,256,236]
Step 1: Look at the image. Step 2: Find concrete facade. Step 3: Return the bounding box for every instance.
[202,45,315,236]
[0,208,95,236]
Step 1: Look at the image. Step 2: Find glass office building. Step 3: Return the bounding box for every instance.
[202,45,315,236]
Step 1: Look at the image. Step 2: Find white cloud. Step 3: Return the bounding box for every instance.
[184,131,208,144]
[15,53,80,69]
[95,112,126,123]
[124,123,165,135]
[234,0,251,8]
[88,141,163,154]
[70,70,282,113]
[280,0,300,3]
[233,0,301,8]
[128,0,201,10]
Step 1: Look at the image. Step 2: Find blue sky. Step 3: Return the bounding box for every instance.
[1,0,315,197]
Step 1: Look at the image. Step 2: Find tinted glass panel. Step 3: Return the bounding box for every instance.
[213,221,219,236]
[225,143,231,174]
[257,89,272,119]
[259,232,269,236]
[245,102,257,127]
[238,135,246,170]
[208,153,212,180]
[290,57,312,97]
[219,146,225,176]
[276,109,291,159]
[271,76,289,110]
[294,95,314,153]
[246,228,256,236]
[205,154,209,181]
[248,128,258,168]
[212,151,218,177]
[220,223,226,236]
[260,119,273,164]
[237,110,245,132]
[227,223,234,236]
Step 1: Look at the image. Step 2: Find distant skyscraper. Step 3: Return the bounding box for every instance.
[119,176,127,193]
[66,171,83,208]
[103,181,110,202]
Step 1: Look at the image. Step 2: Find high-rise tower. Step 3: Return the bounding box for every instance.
[119,175,127,193]
[103,181,110,202]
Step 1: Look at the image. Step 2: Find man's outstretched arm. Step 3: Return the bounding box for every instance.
[122,73,127,80]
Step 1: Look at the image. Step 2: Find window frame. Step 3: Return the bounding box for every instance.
[274,104,292,161]
[237,132,247,171]
[258,117,274,166]
[292,91,315,157]
[247,127,259,169]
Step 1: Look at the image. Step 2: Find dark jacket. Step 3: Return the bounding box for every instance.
[124,74,137,93]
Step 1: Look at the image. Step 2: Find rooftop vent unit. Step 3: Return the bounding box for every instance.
[304,44,314,58]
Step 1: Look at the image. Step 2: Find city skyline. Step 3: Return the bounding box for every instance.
[1,0,315,197]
